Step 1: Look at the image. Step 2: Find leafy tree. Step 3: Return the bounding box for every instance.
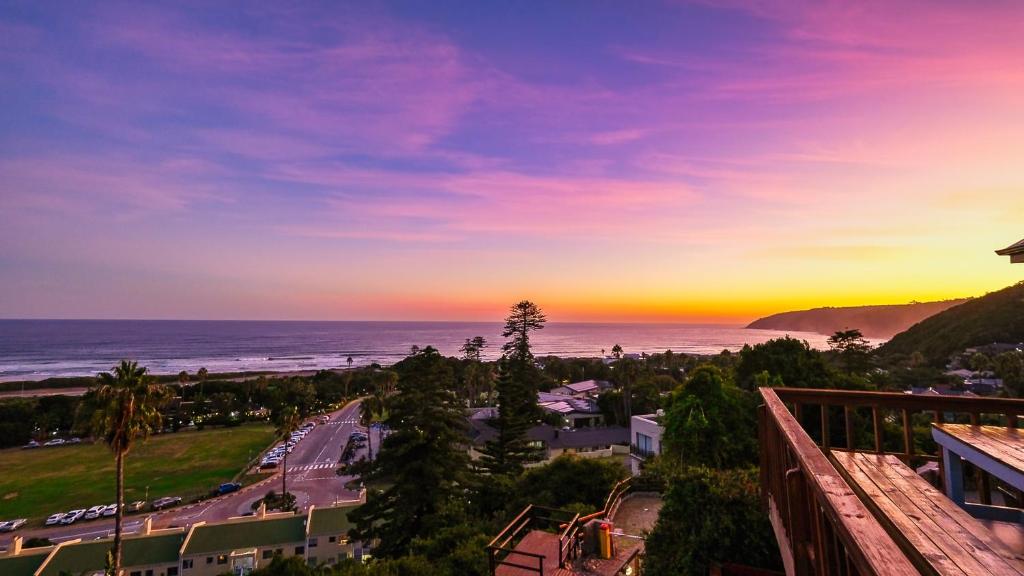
[644,467,781,575]
[177,370,189,386]
[350,347,469,557]
[460,336,489,406]
[613,355,639,421]
[735,337,831,390]
[969,352,992,372]
[86,361,167,575]
[275,406,301,500]
[662,366,757,469]
[359,393,384,460]
[611,344,623,359]
[510,454,628,512]
[827,329,873,374]
[480,301,546,476]
[994,351,1024,397]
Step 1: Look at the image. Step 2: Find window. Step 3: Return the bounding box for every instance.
[168,568,179,576]
[295,545,305,555]
[129,571,141,576]
[308,537,318,548]
[636,433,654,456]
[275,548,283,556]
[307,557,317,566]
[145,570,153,576]
[262,549,274,559]
[217,555,227,565]
[182,559,193,569]
[206,557,213,565]
[328,536,336,543]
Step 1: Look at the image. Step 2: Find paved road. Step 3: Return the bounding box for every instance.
[0,400,373,549]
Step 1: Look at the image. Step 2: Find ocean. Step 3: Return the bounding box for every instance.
[0,320,846,382]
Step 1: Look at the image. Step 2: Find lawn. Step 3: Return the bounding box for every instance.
[0,423,275,525]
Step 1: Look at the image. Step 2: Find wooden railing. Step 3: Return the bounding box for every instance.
[487,504,581,575]
[760,388,919,575]
[761,387,1024,575]
[773,387,1024,504]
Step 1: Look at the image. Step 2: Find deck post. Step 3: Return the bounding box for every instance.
[943,447,965,504]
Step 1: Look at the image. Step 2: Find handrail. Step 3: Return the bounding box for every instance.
[771,387,1024,507]
[772,388,1024,420]
[760,387,919,575]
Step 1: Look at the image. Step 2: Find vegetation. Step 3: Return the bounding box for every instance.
[644,467,781,575]
[879,281,1024,365]
[83,360,169,574]
[0,423,274,523]
[274,405,301,504]
[349,347,471,557]
[479,300,547,477]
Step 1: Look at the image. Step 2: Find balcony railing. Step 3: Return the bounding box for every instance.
[759,386,1024,575]
[487,504,581,575]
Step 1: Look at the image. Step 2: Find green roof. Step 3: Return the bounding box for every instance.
[184,515,306,556]
[0,549,51,576]
[308,505,356,537]
[39,532,184,576]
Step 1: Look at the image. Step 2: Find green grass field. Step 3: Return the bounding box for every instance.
[0,423,275,525]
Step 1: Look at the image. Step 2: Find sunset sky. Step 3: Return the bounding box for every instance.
[1,1,1022,323]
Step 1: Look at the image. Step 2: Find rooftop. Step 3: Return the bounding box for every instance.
[308,505,354,537]
[469,422,628,450]
[0,548,51,576]
[183,514,307,556]
[39,532,185,576]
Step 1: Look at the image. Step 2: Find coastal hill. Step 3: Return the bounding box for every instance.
[878,282,1024,364]
[746,299,968,339]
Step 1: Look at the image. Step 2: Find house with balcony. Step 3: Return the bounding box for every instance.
[629,411,665,460]
[759,386,1024,575]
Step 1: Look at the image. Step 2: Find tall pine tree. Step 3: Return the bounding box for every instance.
[349,347,469,557]
[480,300,546,477]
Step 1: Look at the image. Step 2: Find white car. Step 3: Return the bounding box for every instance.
[101,504,117,517]
[0,519,26,532]
[61,509,86,524]
[45,512,66,526]
[84,505,105,520]
[43,439,65,447]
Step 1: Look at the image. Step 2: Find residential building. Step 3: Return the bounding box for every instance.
[548,380,612,398]
[629,411,664,459]
[0,505,360,576]
[468,421,629,464]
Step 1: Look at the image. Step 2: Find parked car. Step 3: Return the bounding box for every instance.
[61,509,86,524]
[43,439,65,447]
[101,504,117,517]
[84,505,105,520]
[216,483,241,495]
[318,416,330,424]
[259,460,279,469]
[45,512,66,526]
[0,519,27,532]
[66,437,82,444]
[126,501,146,512]
[151,496,182,510]
[22,440,40,450]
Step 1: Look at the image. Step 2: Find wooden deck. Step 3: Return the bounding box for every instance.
[494,529,641,576]
[833,450,1024,575]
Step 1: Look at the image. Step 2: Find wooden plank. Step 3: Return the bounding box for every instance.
[831,451,968,576]
[884,455,1024,566]
[834,449,1024,575]
[933,425,1024,491]
[873,454,1024,575]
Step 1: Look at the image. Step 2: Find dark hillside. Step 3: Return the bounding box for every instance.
[877,282,1024,365]
[746,299,967,339]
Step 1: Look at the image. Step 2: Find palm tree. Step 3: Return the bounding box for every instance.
[89,361,167,575]
[275,406,301,501]
[359,394,384,460]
